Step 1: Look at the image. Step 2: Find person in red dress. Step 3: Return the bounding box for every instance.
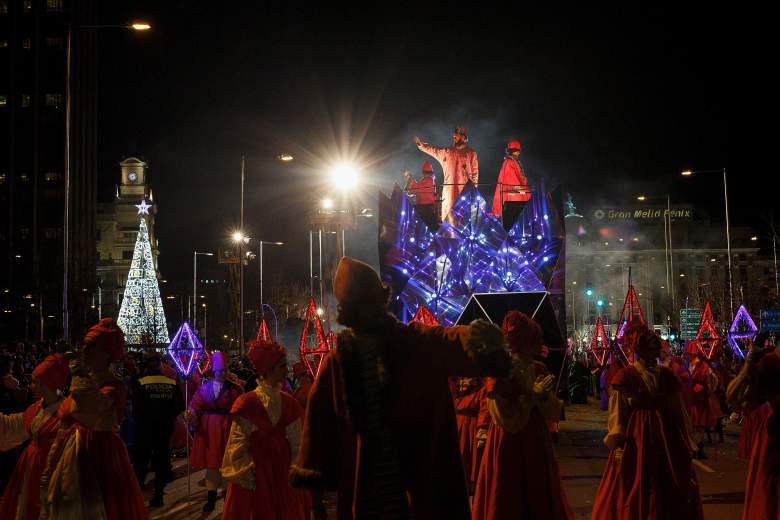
[452,377,485,495]
[290,257,509,520]
[727,342,780,520]
[688,353,719,459]
[472,311,572,520]
[403,161,437,227]
[184,351,242,512]
[0,354,68,520]
[491,139,531,229]
[221,340,309,519]
[591,322,703,520]
[40,318,148,520]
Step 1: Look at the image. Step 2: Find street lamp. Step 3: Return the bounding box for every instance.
[681,168,732,315]
[192,251,213,330]
[202,303,208,346]
[329,163,359,191]
[63,21,151,342]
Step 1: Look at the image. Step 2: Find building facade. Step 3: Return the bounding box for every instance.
[0,0,98,341]
[565,201,778,341]
[96,157,161,321]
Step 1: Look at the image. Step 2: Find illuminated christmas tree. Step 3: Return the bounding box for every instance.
[117,200,169,346]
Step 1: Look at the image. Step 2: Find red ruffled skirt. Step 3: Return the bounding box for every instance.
[191,412,231,469]
[742,403,779,520]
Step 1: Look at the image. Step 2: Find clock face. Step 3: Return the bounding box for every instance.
[128,171,138,182]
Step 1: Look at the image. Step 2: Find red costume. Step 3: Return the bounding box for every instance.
[0,355,67,520]
[405,161,436,206]
[292,362,314,410]
[472,312,572,520]
[290,257,509,520]
[188,377,242,470]
[689,358,720,429]
[739,403,768,460]
[41,319,148,519]
[222,341,309,519]
[491,142,530,218]
[591,337,703,519]
[452,378,485,491]
[742,354,780,520]
[417,127,479,219]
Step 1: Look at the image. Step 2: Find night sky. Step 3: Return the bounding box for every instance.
[95,3,731,291]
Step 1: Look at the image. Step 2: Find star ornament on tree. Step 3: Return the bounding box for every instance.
[136,199,152,215]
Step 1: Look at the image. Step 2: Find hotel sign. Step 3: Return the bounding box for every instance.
[592,207,693,221]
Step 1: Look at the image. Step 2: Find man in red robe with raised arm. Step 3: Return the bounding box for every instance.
[415,126,478,221]
[290,257,509,520]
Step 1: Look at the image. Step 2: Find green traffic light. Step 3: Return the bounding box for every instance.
[586,289,593,296]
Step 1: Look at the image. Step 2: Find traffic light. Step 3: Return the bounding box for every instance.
[586,288,593,297]
[596,299,604,307]
[669,327,678,341]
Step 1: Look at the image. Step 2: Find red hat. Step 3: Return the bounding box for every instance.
[333,257,387,308]
[293,361,308,377]
[32,354,69,391]
[507,139,522,151]
[502,311,542,354]
[84,318,125,362]
[421,161,434,175]
[247,341,286,375]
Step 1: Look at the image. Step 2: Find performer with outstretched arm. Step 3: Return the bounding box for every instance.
[414,126,478,221]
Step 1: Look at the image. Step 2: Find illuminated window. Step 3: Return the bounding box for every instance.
[46,0,64,11]
[22,38,31,49]
[44,171,61,182]
[0,95,6,107]
[45,94,63,108]
[45,36,63,48]
[0,173,5,184]
[22,95,31,107]
[23,0,31,11]
[0,40,8,48]
[20,173,29,182]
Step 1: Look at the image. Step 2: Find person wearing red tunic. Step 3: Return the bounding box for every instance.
[221,340,309,519]
[403,161,437,228]
[591,322,703,520]
[472,311,572,520]
[290,257,509,520]
[452,377,485,495]
[491,139,531,229]
[41,318,148,520]
[688,354,719,459]
[0,354,68,520]
[184,351,242,512]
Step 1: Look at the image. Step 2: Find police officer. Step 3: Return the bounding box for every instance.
[131,353,185,507]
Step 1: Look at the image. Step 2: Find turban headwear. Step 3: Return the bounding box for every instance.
[502,311,542,354]
[83,318,125,362]
[247,341,287,375]
[210,351,228,371]
[32,354,69,391]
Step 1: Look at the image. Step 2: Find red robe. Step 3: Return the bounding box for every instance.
[189,379,242,469]
[222,390,307,519]
[42,375,147,519]
[291,321,508,520]
[491,157,530,217]
[742,402,779,519]
[689,362,720,428]
[591,364,703,520]
[739,402,769,460]
[453,382,485,490]
[0,399,60,520]
[406,175,435,205]
[472,361,573,520]
[293,376,313,410]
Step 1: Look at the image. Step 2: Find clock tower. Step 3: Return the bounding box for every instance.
[119,157,147,197]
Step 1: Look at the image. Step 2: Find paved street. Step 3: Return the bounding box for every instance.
[150,400,747,519]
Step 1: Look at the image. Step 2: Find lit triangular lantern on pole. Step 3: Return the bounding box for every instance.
[617,285,645,326]
[727,305,757,360]
[589,317,610,366]
[411,304,440,326]
[166,322,204,378]
[695,301,720,359]
[299,298,330,378]
[256,318,272,343]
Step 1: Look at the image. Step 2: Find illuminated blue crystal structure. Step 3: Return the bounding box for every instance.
[379,181,565,326]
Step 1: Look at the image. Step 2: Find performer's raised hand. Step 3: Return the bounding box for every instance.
[414,136,423,147]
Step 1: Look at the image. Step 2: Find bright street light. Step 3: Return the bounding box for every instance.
[636,195,646,201]
[751,236,758,241]
[329,163,359,191]
[129,22,151,31]
[681,170,693,176]
[322,197,334,210]
[277,153,294,162]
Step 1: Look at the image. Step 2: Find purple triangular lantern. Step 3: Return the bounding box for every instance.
[727,305,757,360]
[167,322,204,377]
